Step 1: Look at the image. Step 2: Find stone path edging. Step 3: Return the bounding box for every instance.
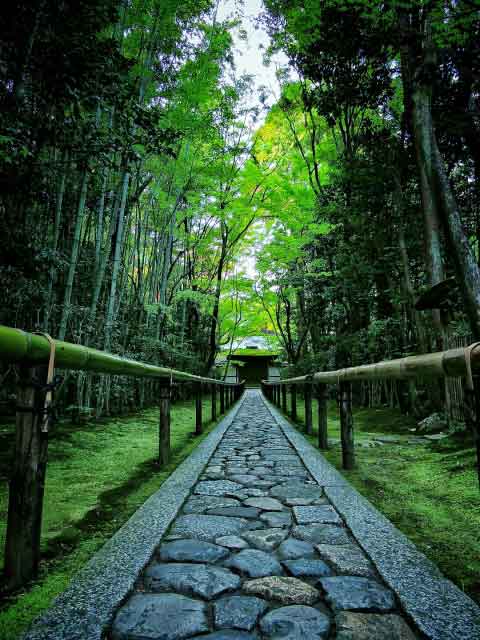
[22,397,246,640]
[263,395,480,640]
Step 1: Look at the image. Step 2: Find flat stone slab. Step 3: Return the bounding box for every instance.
[183,496,241,514]
[293,505,342,525]
[225,549,284,578]
[214,596,268,631]
[259,511,292,528]
[206,506,261,519]
[190,632,257,640]
[158,539,229,564]
[293,524,351,545]
[260,605,331,639]
[282,558,333,578]
[243,497,284,511]
[319,577,396,612]
[315,544,376,578]
[242,527,288,551]
[270,481,323,501]
[335,612,417,640]
[243,577,320,605]
[216,535,249,550]
[277,538,316,560]
[195,480,245,497]
[144,563,240,599]
[171,515,253,542]
[111,593,209,640]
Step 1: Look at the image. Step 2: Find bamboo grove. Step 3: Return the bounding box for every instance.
[1,0,480,421]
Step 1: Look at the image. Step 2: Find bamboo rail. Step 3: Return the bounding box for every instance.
[262,342,480,488]
[0,324,245,590]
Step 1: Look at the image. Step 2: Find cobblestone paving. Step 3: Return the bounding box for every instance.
[110,391,417,640]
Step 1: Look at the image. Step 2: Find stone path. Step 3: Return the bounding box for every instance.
[110,391,417,640]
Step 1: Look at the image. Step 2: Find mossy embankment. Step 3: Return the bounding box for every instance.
[0,395,223,640]
[292,400,480,605]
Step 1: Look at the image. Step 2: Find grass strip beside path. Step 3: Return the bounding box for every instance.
[0,396,223,640]
[291,400,480,605]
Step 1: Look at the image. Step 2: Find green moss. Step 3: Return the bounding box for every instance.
[284,395,480,605]
[0,395,225,640]
[230,349,279,357]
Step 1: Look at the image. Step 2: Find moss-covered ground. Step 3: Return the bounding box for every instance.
[0,395,224,640]
[288,396,480,605]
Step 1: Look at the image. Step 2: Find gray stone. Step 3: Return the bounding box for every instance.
[244,488,268,497]
[260,511,292,528]
[319,577,395,612]
[315,544,376,578]
[225,549,284,578]
[243,577,320,605]
[417,412,447,434]
[244,497,284,511]
[216,535,250,550]
[190,631,257,639]
[183,496,241,515]
[335,612,417,640]
[277,538,316,560]
[214,596,268,631]
[111,593,208,640]
[293,505,342,525]
[270,481,323,501]
[159,539,229,563]
[242,528,288,551]
[284,497,318,506]
[171,515,253,542]
[207,507,261,519]
[293,525,351,545]
[144,563,240,599]
[282,558,332,578]
[259,605,331,639]
[229,475,260,486]
[195,480,245,497]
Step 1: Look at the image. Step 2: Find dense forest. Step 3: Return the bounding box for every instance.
[1,0,480,421]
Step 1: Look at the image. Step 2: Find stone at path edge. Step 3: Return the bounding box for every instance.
[335,612,417,640]
[259,604,331,640]
[111,593,209,640]
[319,576,396,612]
[158,539,229,563]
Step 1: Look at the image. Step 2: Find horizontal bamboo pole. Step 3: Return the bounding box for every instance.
[0,325,239,385]
[262,344,479,386]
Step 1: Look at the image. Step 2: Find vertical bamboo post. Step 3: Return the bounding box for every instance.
[304,376,313,434]
[281,384,287,413]
[195,382,202,435]
[276,384,280,406]
[4,365,49,589]
[473,377,480,488]
[291,384,297,421]
[159,380,171,466]
[211,383,217,422]
[220,385,225,413]
[340,380,355,469]
[316,383,328,450]
[465,376,480,488]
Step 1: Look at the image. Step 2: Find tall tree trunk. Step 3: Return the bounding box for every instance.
[58,168,89,341]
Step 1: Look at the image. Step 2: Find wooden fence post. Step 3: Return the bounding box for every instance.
[316,383,328,450]
[159,380,171,466]
[291,384,297,421]
[211,383,217,422]
[281,384,287,412]
[4,364,49,589]
[220,385,225,413]
[340,380,355,469]
[195,382,202,435]
[304,376,313,434]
